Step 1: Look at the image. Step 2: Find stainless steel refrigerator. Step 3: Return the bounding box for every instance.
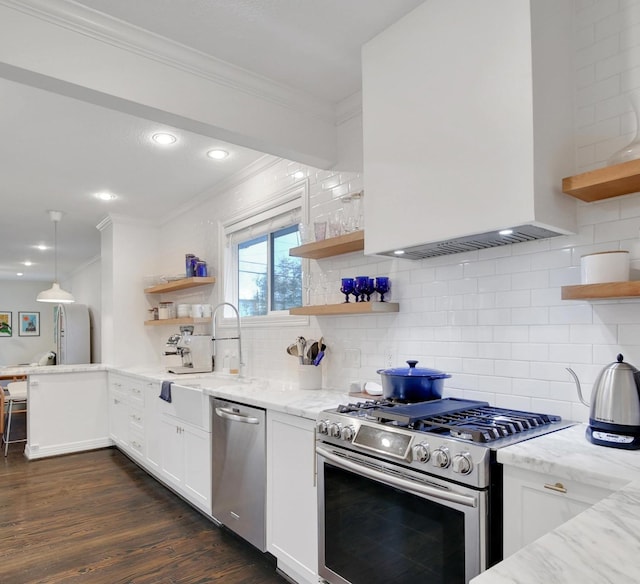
[55,304,90,364]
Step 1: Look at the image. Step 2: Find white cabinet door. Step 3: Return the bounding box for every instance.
[108,388,129,448]
[503,466,614,558]
[160,415,184,487]
[266,411,318,584]
[160,413,212,515]
[183,423,212,509]
[143,380,162,473]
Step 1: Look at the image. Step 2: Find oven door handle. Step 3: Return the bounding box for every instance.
[317,445,478,508]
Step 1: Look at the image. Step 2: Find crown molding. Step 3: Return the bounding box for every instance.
[0,0,337,123]
[336,91,363,126]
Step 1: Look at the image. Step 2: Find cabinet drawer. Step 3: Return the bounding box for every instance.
[503,466,614,557]
[129,429,145,458]
[129,406,144,432]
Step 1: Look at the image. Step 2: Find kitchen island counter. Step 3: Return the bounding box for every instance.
[471,424,640,583]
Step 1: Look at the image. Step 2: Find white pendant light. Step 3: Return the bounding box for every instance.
[37,210,75,304]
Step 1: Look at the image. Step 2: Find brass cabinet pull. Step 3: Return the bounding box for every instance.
[544,482,567,493]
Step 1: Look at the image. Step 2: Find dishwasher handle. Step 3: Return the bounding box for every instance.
[215,406,260,424]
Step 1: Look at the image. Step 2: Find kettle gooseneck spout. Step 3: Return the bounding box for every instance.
[566,367,590,407]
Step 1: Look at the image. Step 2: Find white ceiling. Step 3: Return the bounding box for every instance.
[0,0,424,283]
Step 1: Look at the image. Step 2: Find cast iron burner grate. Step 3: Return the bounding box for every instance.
[369,399,562,443]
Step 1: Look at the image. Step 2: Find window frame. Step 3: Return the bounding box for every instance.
[218,180,309,328]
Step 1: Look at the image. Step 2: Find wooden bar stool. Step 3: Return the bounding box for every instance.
[2,380,27,456]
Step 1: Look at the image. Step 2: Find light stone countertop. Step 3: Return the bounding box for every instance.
[117,367,358,420]
[0,363,108,376]
[471,423,640,584]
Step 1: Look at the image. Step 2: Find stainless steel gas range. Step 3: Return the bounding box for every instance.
[315,397,574,584]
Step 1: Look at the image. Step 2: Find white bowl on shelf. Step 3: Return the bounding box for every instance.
[580,251,630,284]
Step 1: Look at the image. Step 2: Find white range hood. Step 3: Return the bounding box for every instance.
[362,0,576,259]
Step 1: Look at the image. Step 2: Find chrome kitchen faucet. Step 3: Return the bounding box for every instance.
[211,302,243,377]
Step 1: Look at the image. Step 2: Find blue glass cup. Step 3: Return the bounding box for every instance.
[354,276,369,302]
[340,277,354,303]
[375,277,390,302]
[366,278,375,301]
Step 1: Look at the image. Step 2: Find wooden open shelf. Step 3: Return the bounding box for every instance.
[144,277,216,294]
[562,159,640,202]
[144,317,212,326]
[289,301,399,316]
[561,281,640,300]
[289,230,364,260]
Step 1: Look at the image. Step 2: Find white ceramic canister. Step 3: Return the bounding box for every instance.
[202,304,213,318]
[191,304,204,318]
[298,364,322,390]
[580,251,630,284]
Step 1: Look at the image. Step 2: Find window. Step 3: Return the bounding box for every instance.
[238,225,302,316]
[221,182,307,321]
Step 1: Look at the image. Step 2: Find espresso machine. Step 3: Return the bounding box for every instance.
[165,326,213,374]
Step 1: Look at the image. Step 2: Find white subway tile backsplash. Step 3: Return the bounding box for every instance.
[494,359,530,378]
[493,325,529,343]
[529,325,571,344]
[495,255,532,275]
[549,303,594,324]
[448,278,478,296]
[512,378,549,399]
[477,343,512,360]
[477,308,511,326]
[511,270,549,290]
[495,290,531,308]
[511,343,549,362]
[511,307,549,325]
[548,343,593,364]
[463,358,494,375]
[478,274,511,293]
[570,323,618,344]
[478,375,512,394]
[618,324,640,343]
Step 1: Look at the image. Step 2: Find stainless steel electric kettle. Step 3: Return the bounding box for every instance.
[567,354,640,449]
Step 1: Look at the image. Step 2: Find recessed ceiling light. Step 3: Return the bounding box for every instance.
[95,192,117,201]
[23,261,33,266]
[207,149,229,160]
[34,244,48,251]
[394,250,405,255]
[16,272,23,277]
[499,229,514,236]
[293,171,305,179]
[152,132,177,145]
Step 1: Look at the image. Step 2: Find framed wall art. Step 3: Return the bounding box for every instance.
[0,311,11,337]
[18,311,40,337]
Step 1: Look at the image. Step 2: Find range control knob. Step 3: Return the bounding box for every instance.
[431,447,450,469]
[452,453,473,475]
[328,423,342,438]
[340,425,356,441]
[412,442,430,463]
[316,420,329,435]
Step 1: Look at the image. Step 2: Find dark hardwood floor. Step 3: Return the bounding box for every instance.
[0,447,288,584]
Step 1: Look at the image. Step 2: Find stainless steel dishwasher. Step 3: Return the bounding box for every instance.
[211,397,266,551]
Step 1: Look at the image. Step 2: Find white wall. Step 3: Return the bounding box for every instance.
[0,281,56,365]
[143,1,640,425]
